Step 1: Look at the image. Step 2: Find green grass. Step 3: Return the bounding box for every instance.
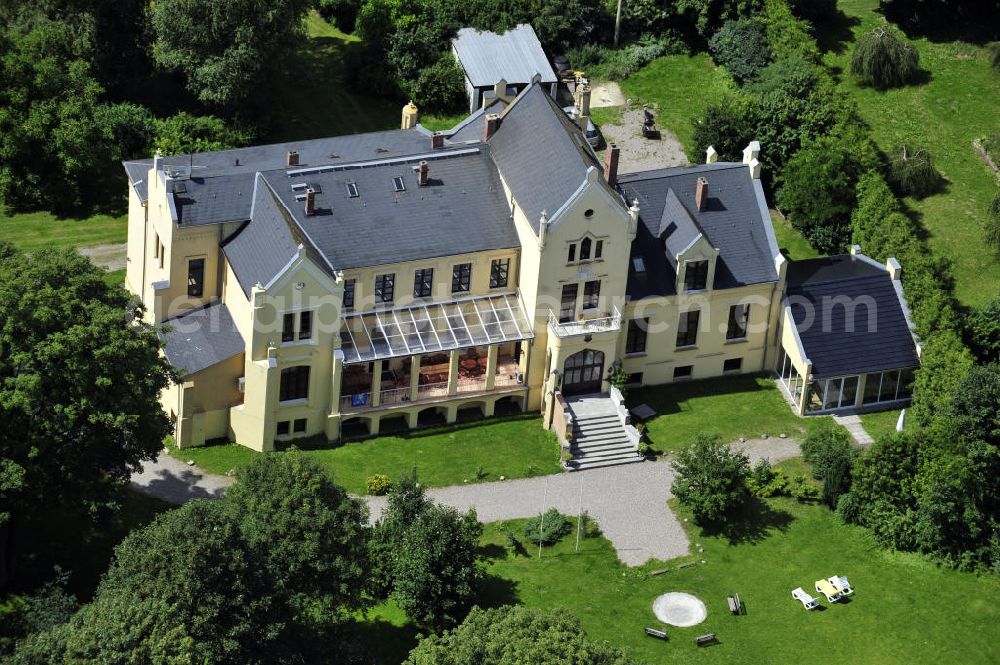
[859,408,906,442]
[771,210,822,261]
[420,113,468,132]
[590,105,624,130]
[170,416,562,494]
[619,54,736,159]
[824,0,1000,307]
[628,375,829,455]
[12,489,171,600]
[0,209,126,255]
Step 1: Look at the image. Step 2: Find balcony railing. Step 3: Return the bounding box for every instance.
[548,306,622,338]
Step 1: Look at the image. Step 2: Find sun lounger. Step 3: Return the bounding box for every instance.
[828,575,854,596]
[815,579,843,603]
[791,587,820,610]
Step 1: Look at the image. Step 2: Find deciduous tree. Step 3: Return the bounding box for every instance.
[671,434,750,524]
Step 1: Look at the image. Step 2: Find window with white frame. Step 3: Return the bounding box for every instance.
[727,303,750,340]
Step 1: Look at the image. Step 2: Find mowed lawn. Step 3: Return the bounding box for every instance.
[628,375,828,454]
[0,209,126,254]
[170,416,562,494]
[825,0,1000,307]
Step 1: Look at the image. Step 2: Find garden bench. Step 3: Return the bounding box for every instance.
[727,593,742,615]
[644,627,668,640]
[695,633,716,647]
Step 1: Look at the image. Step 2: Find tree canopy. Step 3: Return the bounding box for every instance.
[671,434,750,523]
[850,25,920,89]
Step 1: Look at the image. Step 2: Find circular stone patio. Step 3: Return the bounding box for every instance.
[652,592,707,627]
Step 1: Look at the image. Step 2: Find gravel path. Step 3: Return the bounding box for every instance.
[130,452,234,504]
[78,243,127,272]
[600,107,689,173]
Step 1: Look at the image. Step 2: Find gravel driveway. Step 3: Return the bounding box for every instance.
[600,107,689,173]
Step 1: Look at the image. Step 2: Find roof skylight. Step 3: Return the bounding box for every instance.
[346,182,359,198]
[392,176,405,192]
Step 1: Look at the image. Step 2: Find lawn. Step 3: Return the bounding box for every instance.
[824,0,1000,307]
[859,408,906,442]
[619,53,736,159]
[170,415,563,494]
[627,375,829,455]
[771,210,821,261]
[0,209,126,255]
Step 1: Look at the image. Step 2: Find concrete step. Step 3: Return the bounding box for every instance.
[573,437,632,451]
[573,423,624,438]
[574,415,620,427]
[572,447,639,462]
[567,455,644,471]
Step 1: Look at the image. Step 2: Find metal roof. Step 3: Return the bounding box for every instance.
[160,303,245,376]
[339,292,533,363]
[452,24,557,88]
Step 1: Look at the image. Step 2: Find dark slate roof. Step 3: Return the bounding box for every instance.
[447,98,508,143]
[488,84,603,231]
[787,255,919,379]
[172,174,255,227]
[660,188,704,271]
[452,25,557,87]
[222,175,329,296]
[261,147,518,270]
[161,303,245,376]
[618,163,779,299]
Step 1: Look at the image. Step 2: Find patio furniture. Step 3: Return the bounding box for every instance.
[644,627,668,640]
[727,593,742,615]
[694,633,716,647]
[791,587,820,610]
[631,403,657,422]
[815,579,843,603]
[641,107,660,139]
[828,575,854,596]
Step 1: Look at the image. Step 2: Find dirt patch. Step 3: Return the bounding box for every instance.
[589,81,625,108]
[78,243,127,272]
[599,107,689,173]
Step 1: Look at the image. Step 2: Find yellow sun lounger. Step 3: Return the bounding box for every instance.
[815,579,843,602]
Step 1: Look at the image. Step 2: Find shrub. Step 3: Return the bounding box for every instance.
[709,17,773,85]
[789,475,819,502]
[966,294,1000,363]
[154,112,251,156]
[836,491,861,523]
[671,434,751,524]
[986,191,1000,255]
[522,508,572,546]
[409,54,465,113]
[887,144,943,198]
[747,458,788,498]
[822,453,852,509]
[850,25,920,89]
[568,35,686,80]
[367,473,392,495]
[988,42,1000,73]
[801,423,855,479]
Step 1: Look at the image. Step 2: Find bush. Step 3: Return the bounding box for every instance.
[568,35,686,80]
[986,191,1000,255]
[671,434,751,524]
[850,25,920,89]
[988,42,1000,73]
[522,508,572,546]
[801,423,855,479]
[966,294,1000,363]
[708,17,773,86]
[367,473,392,495]
[747,458,788,498]
[822,453,852,509]
[789,475,819,502]
[887,144,943,198]
[836,491,861,523]
[153,112,251,156]
[409,54,466,113]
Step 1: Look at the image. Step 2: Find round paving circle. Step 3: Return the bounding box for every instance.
[651,592,707,627]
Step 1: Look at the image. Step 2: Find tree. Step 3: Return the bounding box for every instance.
[692,95,757,164]
[986,191,1000,255]
[708,17,772,85]
[886,144,942,198]
[822,453,852,510]
[149,0,312,109]
[671,434,750,524]
[0,246,174,590]
[850,25,920,89]
[966,294,1000,363]
[800,423,855,480]
[318,0,364,32]
[405,605,642,665]
[368,471,430,598]
[153,112,250,156]
[410,55,466,113]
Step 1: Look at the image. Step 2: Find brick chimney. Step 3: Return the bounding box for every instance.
[484,113,500,141]
[604,143,620,187]
[417,160,429,186]
[287,150,299,167]
[304,187,316,215]
[695,177,708,211]
[431,132,444,149]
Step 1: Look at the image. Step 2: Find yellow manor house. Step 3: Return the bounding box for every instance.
[124,83,921,464]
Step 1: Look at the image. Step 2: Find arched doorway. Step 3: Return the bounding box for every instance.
[562,349,605,395]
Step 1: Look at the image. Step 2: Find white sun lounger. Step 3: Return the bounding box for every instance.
[791,587,820,610]
[829,575,854,596]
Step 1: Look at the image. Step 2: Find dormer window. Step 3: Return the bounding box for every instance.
[683,260,709,292]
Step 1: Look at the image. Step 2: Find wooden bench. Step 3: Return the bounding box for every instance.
[644,627,667,640]
[727,593,742,615]
[695,633,717,647]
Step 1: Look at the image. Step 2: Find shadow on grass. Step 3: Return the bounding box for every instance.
[699,496,794,546]
[814,10,861,55]
[477,571,519,608]
[348,615,421,665]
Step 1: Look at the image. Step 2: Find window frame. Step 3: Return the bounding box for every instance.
[567,243,576,263]
[582,280,601,311]
[580,237,592,261]
[343,279,355,309]
[625,318,648,355]
[723,357,743,373]
[293,418,307,433]
[276,420,290,436]
[375,273,395,304]
[187,257,206,298]
[451,263,471,294]
[726,303,750,341]
[413,267,433,298]
[489,258,509,289]
[683,260,709,292]
[279,365,311,403]
[673,365,693,380]
[676,309,700,348]
[282,312,295,343]
[298,310,312,341]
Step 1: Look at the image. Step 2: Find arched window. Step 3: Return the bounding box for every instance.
[580,237,592,261]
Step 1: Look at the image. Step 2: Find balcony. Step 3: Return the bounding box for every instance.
[548,306,622,338]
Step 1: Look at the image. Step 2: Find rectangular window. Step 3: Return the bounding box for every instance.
[626,372,643,386]
[862,372,883,404]
[559,284,577,323]
[159,243,165,270]
[282,312,295,343]
[489,258,509,288]
[452,263,471,293]
[293,418,307,433]
[727,303,750,340]
[392,176,405,192]
[346,182,359,198]
[683,260,709,291]
[674,365,693,380]
[154,233,160,258]
[595,240,603,259]
[723,357,743,373]
[413,268,433,298]
[567,244,576,262]
[187,258,205,297]
[626,318,648,354]
[343,279,355,309]
[298,310,312,340]
[276,420,290,436]
[375,273,394,303]
[279,365,310,402]
[676,310,700,348]
[582,280,601,310]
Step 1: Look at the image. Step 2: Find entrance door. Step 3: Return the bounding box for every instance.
[559,284,578,323]
[563,349,605,395]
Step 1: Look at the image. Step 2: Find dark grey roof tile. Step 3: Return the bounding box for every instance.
[161,303,245,376]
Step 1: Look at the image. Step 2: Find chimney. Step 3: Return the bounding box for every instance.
[574,78,591,127]
[492,78,508,103]
[304,187,316,215]
[705,146,718,164]
[286,150,299,167]
[604,143,620,187]
[401,101,419,129]
[695,177,708,211]
[417,160,429,186]
[484,113,500,140]
[431,132,444,149]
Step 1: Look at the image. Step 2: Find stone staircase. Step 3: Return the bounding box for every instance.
[565,394,644,471]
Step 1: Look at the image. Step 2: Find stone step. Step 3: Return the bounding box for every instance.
[572,447,639,462]
[573,423,624,438]
[574,414,620,427]
[573,436,632,451]
[567,455,644,471]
